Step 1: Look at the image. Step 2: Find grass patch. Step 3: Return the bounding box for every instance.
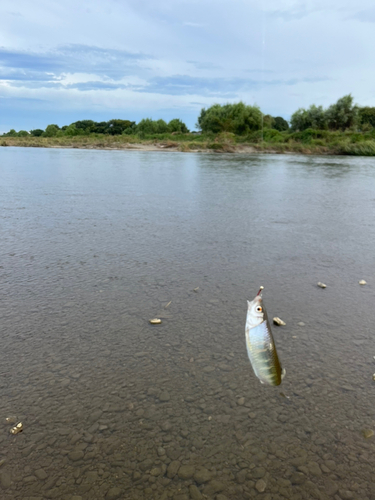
[339,140,375,156]
[3,129,375,156]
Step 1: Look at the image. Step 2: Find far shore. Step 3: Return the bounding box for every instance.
[0,136,352,155]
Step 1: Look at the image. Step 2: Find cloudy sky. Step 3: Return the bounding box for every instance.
[1,0,374,132]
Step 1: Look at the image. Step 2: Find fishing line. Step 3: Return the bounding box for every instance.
[260,0,265,152]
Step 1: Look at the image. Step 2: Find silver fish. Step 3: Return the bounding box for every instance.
[245,286,285,386]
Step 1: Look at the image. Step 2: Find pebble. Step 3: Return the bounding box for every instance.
[149,318,162,324]
[362,429,374,439]
[203,480,224,496]
[298,322,305,327]
[359,280,367,285]
[252,467,266,479]
[255,479,267,493]
[189,485,202,500]
[338,490,354,500]
[307,461,322,476]
[194,468,211,484]
[237,397,245,406]
[167,460,181,479]
[236,470,247,484]
[159,392,171,402]
[23,475,37,483]
[324,479,338,496]
[178,465,195,480]
[0,472,11,489]
[173,494,189,500]
[5,416,17,424]
[317,282,326,288]
[10,422,23,434]
[273,317,286,326]
[35,469,48,480]
[106,487,122,499]
[290,472,305,485]
[68,450,84,461]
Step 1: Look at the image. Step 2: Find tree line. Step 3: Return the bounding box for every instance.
[3,95,375,138]
[3,118,189,138]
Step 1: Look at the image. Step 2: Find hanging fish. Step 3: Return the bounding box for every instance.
[245,286,285,386]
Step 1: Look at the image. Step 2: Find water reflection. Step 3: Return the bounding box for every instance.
[0,148,375,500]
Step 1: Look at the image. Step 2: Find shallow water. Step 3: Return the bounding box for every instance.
[1,147,375,500]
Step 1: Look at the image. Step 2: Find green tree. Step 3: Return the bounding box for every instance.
[358,107,375,129]
[168,118,189,133]
[30,129,44,137]
[18,130,29,137]
[63,124,80,136]
[4,129,18,137]
[154,119,168,133]
[136,118,158,135]
[326,94,359,130]
[197,102,262,135]
[72,120,97,134]
[291,105,327,131]
[92,122,109,134]
[273,116,289,132]
[43,124,60,137]
[263,115,275,128]
[107,119,135,135]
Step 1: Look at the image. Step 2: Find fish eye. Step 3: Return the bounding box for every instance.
[256,306,262,313]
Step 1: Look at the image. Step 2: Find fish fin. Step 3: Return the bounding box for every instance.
[281,368,286,380]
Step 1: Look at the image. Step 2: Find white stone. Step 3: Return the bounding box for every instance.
[273,317,286,326]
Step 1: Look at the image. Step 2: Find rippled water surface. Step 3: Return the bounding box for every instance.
[1,147,375,500]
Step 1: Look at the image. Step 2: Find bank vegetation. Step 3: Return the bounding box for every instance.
[2,95,375,156]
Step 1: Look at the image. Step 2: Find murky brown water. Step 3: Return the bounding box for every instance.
[1,147,375,500]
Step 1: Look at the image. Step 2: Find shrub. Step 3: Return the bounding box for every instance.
[291,105,327,131]
[197,102,262,135]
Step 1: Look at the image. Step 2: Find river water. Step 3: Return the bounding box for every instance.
[1,147,375,500]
